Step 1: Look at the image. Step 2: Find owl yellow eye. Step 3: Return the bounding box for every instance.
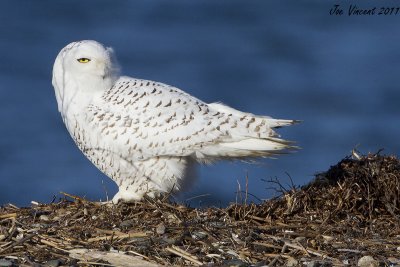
[77,58,91,63]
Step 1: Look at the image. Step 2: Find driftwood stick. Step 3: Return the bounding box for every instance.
[0,213,17,219]
[87,232,147,242]
[39,238,70,253]
[0,233,37,253]
[166,246,203,266]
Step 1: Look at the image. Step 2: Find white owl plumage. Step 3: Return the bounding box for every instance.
[52,40,297,203]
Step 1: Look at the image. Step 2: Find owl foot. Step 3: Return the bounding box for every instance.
[112,190,143,204]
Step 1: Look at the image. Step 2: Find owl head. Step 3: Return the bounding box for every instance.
[52,40,120,113]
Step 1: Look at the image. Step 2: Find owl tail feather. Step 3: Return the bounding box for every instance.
[218,137,298,158]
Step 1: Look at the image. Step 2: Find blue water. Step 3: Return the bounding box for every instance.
[0,1,399,207]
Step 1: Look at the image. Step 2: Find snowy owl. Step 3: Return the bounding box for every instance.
[52,40,298,203]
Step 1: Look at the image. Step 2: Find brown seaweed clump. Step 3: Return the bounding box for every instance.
[253,152,400,222]
[0,152,399,266]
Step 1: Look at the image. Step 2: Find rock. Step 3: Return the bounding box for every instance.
[322,235,334,243]
[294,236,306,242]
[155,223,166,235]
[357,256,378,267]
[31,209,49,216]
[191,231,207,240]
[231,233,245,244]
[165,212,181,224]
[120,219,134,228]
[15,233,23,240]
[39,215,50,221]
[286,257,298,267]
[161,237,177,245]
[31,223,47,229]
[0,259,12,267]
[221,259,249,267]
[388,257,400,264]
[45,259,61,267]
[128,237,152,248]
[209,221,224,228]
[306,260,321,267]
[309,239,317,248]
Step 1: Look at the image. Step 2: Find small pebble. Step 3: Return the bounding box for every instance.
[322,235,334,242]
[309,239,317,248]
[45,259,61,267]
[306,260,321,267]
[209,221,224,228]
[231,233,244,244]
[161,237,177,245]
[357,256,378,267]
[15,233,24,240]
[253,261,267,267]
[156,223,166,235]
[0,259,12,267]
[388,257,400,264]
[128,237,151,247]
[225,250,239,257]
[286,257,298,267]
[165,213,181,224]
[39,215,50,222]
[221,259,249,267]
[31,209,49,216]
[191,231,208,240]
[120,219,134,228]
[294,236,306,242]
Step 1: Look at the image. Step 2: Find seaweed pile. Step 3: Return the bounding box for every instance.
[0,152,399,266]
[259,151,400,222]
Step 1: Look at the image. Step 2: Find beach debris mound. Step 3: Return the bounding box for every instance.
[273,152,400,220]
[0,152,399,266]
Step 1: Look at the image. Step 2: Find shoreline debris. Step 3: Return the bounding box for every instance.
[0,152,399,266]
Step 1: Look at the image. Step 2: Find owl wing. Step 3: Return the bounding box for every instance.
[86,77,227,161]
[86,77,295,162]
